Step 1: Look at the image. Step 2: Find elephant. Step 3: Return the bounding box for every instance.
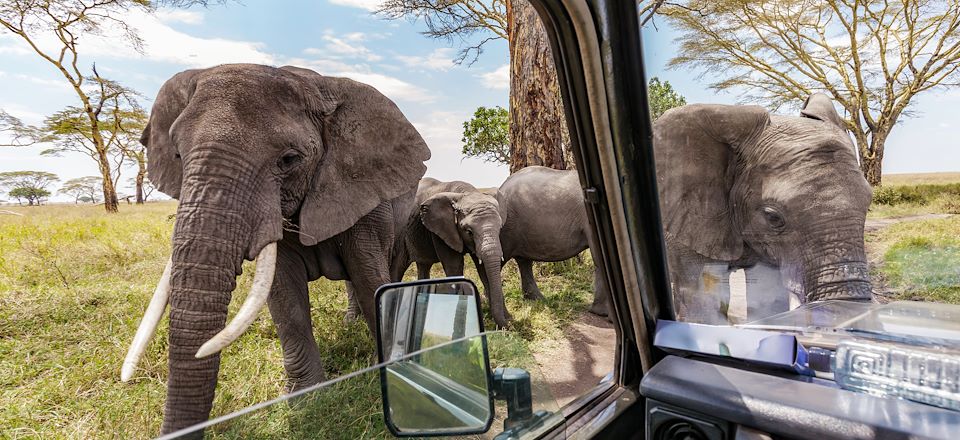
[120,64,430,434]
[491,166,610,323]
[343,177,498,322]
[412,178,511,326]
[654,94,873,324]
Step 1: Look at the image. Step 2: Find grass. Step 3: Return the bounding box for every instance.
[867,215,960,304]
[0,202,595,439]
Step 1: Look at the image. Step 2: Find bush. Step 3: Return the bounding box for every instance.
[871,183,960,207]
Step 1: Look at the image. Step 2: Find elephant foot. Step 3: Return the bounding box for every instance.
[522,288,544,301]
[588,301,609,317]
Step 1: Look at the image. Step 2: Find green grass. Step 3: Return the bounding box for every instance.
[0,202,595,439]
[867,215,960,304]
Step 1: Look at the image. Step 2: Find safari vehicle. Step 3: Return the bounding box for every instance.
[159,0,960,439]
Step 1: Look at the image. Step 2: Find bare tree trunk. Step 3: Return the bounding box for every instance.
[853,126,886,187]
[135,170,145,204]
[508,0,570,174]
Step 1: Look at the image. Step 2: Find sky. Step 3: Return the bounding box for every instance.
[0,2,957,202]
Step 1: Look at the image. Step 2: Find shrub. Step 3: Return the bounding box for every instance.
[871,183,960,207]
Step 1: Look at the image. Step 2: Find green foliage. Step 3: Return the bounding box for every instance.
[647,77,687,120]
[461,106,510,165]
[873,216,960,304]
[8,186,52,205]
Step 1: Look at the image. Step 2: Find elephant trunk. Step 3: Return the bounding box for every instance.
[799,223,873,303]
[479,234,510,328]
[162,204,248,433]
[159,166,282,434]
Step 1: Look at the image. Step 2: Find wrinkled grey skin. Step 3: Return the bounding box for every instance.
[343,178,495,322]
[494,166,611,323]
[414,178,510,326]
[141,64,429,433]
[655,94,873,324]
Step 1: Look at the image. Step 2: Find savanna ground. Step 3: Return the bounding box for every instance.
[1,172,958,438]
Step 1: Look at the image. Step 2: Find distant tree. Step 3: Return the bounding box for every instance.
[9,187,51,206]
[60,176,103,204]
[648,77,687,120]
[462,106,510,165]
[0,171,60,192]
[0,0,217,211]
[659,0,960,186]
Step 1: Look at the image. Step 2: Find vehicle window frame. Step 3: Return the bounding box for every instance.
[525,0,673,432]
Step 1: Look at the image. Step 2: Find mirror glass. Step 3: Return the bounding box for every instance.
[376,278,493,436]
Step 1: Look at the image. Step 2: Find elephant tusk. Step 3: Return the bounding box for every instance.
[121,258,173,382]
[195,242,277,359]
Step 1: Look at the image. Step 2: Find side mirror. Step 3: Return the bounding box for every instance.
[375,277,494,437]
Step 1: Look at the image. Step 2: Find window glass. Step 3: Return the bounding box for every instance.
[0,1,613,437]
[640,3,960,325]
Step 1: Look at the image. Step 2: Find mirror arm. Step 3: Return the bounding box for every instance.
[491,367,554,440]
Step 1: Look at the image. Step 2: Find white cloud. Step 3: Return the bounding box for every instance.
[0,9,273,68]
[154,9,204,25]
[396,48,456,72]
[13,74,70,91]
[328,0,382,11]
[478,64,509,90]
[286,57,436,103]
[304,32,382,62]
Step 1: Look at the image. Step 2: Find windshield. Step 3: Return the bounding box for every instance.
[639,3,960,326]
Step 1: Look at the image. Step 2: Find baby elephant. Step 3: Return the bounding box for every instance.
[345,178,507,323]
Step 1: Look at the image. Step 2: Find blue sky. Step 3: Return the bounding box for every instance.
[0,2,956,202]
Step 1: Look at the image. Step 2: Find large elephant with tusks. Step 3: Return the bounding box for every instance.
[121,64,430,434]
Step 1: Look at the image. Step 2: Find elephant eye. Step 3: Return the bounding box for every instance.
[762,206,786,231]
[278,150,303,172]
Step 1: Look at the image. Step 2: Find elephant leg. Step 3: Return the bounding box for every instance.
[516,258,544,300]
[268,246,325,391]
[433,235,465,277]
[341,207,394,336]
[588,258,611,317]
[743,263,790,322]
[343,281,361,324]
[416,262,432,279]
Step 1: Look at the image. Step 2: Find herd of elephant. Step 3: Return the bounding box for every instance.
[120,64,874,434]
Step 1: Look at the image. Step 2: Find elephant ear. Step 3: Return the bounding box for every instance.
[142,69,203,199]
[420,192,464,253]
[283,67,431,246]
[654,104,770,261]
[800,93,845,129]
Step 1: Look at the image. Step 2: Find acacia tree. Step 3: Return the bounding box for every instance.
[59,176,103,203]
[659,0,960,186]
[462,106,510,164]
[0,1,155,211]
[0,171,60,206]
[379,0,572,173]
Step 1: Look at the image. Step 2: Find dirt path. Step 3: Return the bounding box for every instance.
[531,312,615,408]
